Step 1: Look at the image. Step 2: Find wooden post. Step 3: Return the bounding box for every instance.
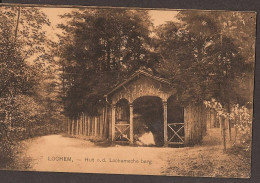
[226,117,231,142]
[109,108,112,139]
[81,115,84,135]
[129,103,134,144]
[191,106,193,143]
[234,113,238,144]
[184,107,188,145]
[72,119,74,136]
[185,106,190,144]
[198,105,201,140]
[195,106,198,144]
[219,116,226,151]
[87,116,89,136]
[92,117,95,136]
[82,113,85,135]
[111,104,116,141]
[227,105,232,142]
[87,117,89,136]
[76,118,79,135]
[214,111,217,128]
[78,117,80,136]
[94,117,98,136]
[163,101,168,147]
[209,109,214,128]
[223,118,227,151]
[104,105,108,138]
[90,117,92,136]
[79,116,82,135]
[67,119,70,135]
[87,116,90,136]
[96,117,98,137]
[98,116,101,137]
[82,114,84,135]
[80,115,82,135]
[206,109,208,130]
[84,114,88,136]
[219,115,222,136]
[92,117,94,136]
[100,108,105,138]
[70,119,72,135]
[79,116,81,135]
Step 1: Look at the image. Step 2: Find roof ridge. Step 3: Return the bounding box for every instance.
[104,69,172,97]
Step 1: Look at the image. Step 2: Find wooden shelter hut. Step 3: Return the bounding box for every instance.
[66,69,208,147]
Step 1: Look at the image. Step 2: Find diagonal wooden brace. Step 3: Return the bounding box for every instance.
[115,125,130,141]
[168,124,184,142]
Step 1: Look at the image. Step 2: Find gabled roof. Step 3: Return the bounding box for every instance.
[104,68,173,97]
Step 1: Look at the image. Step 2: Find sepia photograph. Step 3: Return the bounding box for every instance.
[0,4,256,178]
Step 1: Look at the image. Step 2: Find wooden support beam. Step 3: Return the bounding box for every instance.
[184,107,188,145]
[82,114,84,135]
[163,101,168,147]
[90,117,92,136]
[129,103,134,144]
[82,113,84,135]
[84,114,87,136]
[92,117,95,136]
[111,104,116,141]
[67,119,70,135]
[76,118,79,135]
[226,117,231,142]
[80,114,83,135]
[87,116,90,136]
[206,109,210,130]
[104,105,108,138]
[219,116,226,151]
[98,116,101,137]
[79,116,82,135]
[100,108,105,138]
[95,117,98,136]
[72,119,74,136]
[82,115,84,135]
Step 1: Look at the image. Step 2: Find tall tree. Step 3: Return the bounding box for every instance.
[0,6,55,165]
[154,11,255,106]
[0,6,50,99]
[0,6,64,140]
[57,8,156,117]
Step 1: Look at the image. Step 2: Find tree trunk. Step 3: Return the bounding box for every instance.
[234,114,238,144]
[15,6,21,40]
[220,116,226,151]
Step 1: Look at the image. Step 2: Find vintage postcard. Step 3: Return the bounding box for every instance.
[0,4,256,178]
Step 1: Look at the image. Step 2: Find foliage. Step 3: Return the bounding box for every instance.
[56,9,256,120]
[56,9,157,118]
[0,138,17,168]
[232,104,252,151]
[0,6,255,167]
[0,6,63,168]
[204,98,252,152]
[154,11,255,106]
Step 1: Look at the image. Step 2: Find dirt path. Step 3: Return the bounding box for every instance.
[15,134,250,177]
[17,135,169,175]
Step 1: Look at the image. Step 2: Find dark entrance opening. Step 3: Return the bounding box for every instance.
[133,96,164,146]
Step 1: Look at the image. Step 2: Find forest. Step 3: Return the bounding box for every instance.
[0,6,256,168]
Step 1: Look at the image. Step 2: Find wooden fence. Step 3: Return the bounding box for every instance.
[184,104,207,145]
[67,108,108,139]
[66,103,251,149]
[186,103,252,150]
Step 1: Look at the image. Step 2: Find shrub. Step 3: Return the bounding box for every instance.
[204,98,252,152]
